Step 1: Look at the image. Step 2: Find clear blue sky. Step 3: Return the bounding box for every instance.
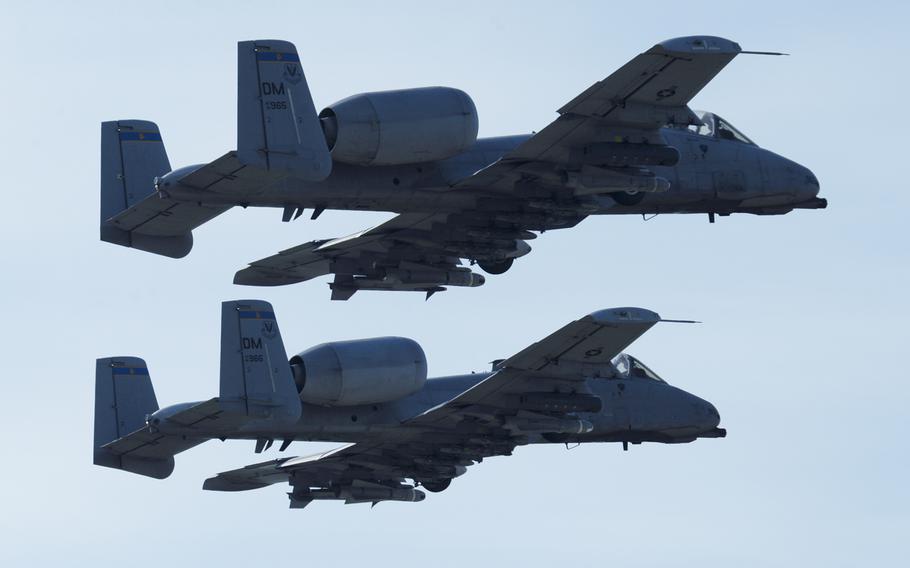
[1,1,906,566]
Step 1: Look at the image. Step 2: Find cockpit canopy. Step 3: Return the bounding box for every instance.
[687,111,756,146]
[611,353,666,383]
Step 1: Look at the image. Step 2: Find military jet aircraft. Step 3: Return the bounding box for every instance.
[100,36,824,299]
[94,300,725,508]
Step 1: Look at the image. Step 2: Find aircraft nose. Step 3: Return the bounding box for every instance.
[703,401,721,429]
[690,394,721,431]
[761,153,821,206]
[797,163,820,199]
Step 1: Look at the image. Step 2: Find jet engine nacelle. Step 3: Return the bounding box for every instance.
[319,87,479,166]
[290,337,428,406]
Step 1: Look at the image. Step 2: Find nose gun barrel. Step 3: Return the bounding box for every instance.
[698,427,727,438]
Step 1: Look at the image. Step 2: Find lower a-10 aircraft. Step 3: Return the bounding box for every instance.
[94,300,725,508]
[99,35,824,300]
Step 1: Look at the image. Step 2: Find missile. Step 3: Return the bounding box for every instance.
[293,485,426,504]
[506,417,595,435]
[345,486,425,502]
[566,165,671,196]
[383,269,485,287]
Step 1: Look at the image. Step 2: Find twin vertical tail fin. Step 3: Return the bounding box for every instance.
[100,120,170,222]
[236,40,332,180]
[99,120,195,258]
[98,40,328,260]
[93,357,175,479]
[219,300,302,425]
[93,300,302,480]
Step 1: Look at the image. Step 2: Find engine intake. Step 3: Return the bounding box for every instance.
[290,337,427,406]
[319,87,478,166]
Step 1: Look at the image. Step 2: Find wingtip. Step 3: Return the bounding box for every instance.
[232,268,260,286]
[656,36,742,55]
[589,307,661,325]
[234,267,303,287]
[202,476,269,492]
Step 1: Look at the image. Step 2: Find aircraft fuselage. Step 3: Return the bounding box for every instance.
[164,126,821,221]
[151,370,723,450]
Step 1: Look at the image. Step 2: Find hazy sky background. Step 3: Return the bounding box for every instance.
[1,1,907,566]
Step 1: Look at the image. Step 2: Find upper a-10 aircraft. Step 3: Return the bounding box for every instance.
[100,36,824,299]
[94,300,724,508]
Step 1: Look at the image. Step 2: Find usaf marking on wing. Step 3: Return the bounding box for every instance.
[94,300,724,509]
[99,36,824,299]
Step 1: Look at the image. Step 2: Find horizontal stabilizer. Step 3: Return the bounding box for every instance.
[99,120,229,258]
[169,151,286,197]
[94,359,221,479]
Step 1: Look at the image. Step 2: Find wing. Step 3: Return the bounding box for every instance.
[498,306,664,375]
[203,423,514,508]
[104,199,229,242]
[170,152,289,197]
[411,307,666,427]
[100,398,223,460]
[95,397,227,479]
[456,35,742,192]
[376,307,667,430]
[203,307,668,507]
[232,211,562,299]
[203,439,492,508]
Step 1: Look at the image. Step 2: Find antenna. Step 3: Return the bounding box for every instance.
[741,50,789,56]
